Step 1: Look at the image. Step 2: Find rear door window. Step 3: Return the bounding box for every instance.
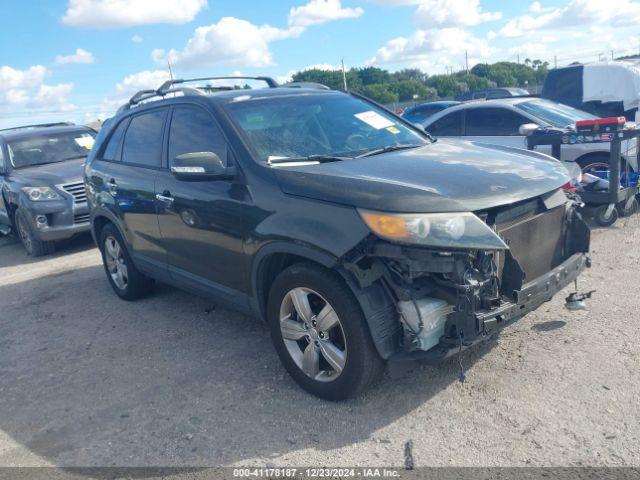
[168,106,228,167]
[122,109,168,167]
[102,119,128,161]
[426,111,462,136]
[465,107,529,136]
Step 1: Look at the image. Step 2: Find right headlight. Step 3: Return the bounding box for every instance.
[22,186,62,202]
[358,209,508,250]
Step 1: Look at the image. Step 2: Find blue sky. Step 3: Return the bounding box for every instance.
[1,0,639,128]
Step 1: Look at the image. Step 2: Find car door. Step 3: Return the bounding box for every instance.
[95,108,169,268]
[0,145,8,224]
[155,104,248,296]
[463,107,532,150]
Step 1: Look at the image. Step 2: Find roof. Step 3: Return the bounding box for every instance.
[0,124,91,142]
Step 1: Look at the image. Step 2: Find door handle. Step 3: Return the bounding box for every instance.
[155,193,174,204]
[107,178,118,196]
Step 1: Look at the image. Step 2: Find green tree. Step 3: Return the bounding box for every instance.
[393,68,428,83]
[361,84,399,104]
[425,75,458,98]
[391,80,435,101]
[353,67,392,86]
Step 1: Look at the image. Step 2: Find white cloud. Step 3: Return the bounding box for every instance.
[288,0,363,27]
[54,48,95,65]
[62,0,207,28]
[367,27,497,69]
[414,0,502,27]
[529,1,542,12]
[499,0,640,38]
[131,34,143,43]
[97,69,170,117]
[0,65,75,113]
[152,17,303,70]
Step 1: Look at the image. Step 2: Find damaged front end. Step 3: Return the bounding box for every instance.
[343,189,591,362]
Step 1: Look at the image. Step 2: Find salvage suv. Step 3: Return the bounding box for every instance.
[0,123,96,256]
[85,77,591,400]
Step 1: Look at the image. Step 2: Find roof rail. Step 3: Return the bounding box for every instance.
[282,82,330,90]
[0,122,75,133]
[118,86,206,113]
[118,76,279,114]
[158,76,279,94]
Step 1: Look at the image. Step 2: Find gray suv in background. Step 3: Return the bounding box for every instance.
[0,123,96,256]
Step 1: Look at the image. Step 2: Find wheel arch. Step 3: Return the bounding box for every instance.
[575,151,636,172]
[251,242,338,322]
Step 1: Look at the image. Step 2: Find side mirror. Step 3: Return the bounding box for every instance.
[519,123,540,136]
[171,152,235,181]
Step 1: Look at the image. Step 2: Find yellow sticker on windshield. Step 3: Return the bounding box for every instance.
[386,126,400,134]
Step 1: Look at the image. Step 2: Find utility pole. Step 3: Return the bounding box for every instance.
[167,60,174,80]
[517,54,520,64]
[554,55,557,69]
[611,50,615,60]
[341,58,348,91]
[465,50,469,73]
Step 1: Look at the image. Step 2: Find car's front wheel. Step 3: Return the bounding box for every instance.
[99,223,153,300]
[267,263,385,400]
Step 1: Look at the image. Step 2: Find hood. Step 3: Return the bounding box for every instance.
[10,158,86,186]
[272,139,570,213]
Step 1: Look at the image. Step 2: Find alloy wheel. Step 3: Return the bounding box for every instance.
[279,287,347,382]
[104,236,128,290]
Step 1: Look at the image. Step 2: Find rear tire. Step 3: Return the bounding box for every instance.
[99,223,153,300]
[267,262,385,400]
[14,209,55,257]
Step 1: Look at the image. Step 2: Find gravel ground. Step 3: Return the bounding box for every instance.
[0,216,638,469]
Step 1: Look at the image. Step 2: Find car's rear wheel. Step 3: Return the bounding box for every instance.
[14,209,55,257]
[267,263,385,400]
[99,223,153,300]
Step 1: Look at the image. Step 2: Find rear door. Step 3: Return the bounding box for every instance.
[463,107,532,150]
[97,108,169,267]
[155,104,248,295]
[0,145,7,224]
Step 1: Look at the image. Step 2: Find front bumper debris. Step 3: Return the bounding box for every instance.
[390,252,590,363]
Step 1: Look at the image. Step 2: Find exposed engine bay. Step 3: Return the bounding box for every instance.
[343,189,591,360]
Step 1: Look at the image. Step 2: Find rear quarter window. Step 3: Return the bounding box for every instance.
[426,111,462,136]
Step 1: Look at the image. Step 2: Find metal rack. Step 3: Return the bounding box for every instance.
[525,122,640,227]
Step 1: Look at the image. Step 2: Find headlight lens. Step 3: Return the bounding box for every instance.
[22,187,62,202]
[359,209,508,250]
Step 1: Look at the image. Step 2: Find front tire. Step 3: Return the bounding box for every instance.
[14,209,55,257]
[99,223,153,300]
[267,263,385,400]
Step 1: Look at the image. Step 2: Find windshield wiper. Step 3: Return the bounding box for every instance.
[355,144,423,158]
[268,154,353,165]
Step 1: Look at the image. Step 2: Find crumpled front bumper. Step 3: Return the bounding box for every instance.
[391,251,590,363]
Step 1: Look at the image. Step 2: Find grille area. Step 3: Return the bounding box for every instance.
[496,205,566,283]
[74,213,90,224]
[61,182,87,204]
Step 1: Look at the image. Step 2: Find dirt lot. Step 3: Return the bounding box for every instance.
[0,216,639,468]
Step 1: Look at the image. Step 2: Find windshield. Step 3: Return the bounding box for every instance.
[516,100,598,128]
[223,93,428,161]
[7,130,96,169]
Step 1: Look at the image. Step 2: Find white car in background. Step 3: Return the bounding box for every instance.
[421,98,638,173]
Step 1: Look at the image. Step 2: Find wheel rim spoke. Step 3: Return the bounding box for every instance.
[316,303,339,332]
[302,342,320,379]
[319,341,346,374]
[280,316,307,341]
[289,288,312,323]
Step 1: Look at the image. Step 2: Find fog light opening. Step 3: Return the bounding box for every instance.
[35,215,48,228]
